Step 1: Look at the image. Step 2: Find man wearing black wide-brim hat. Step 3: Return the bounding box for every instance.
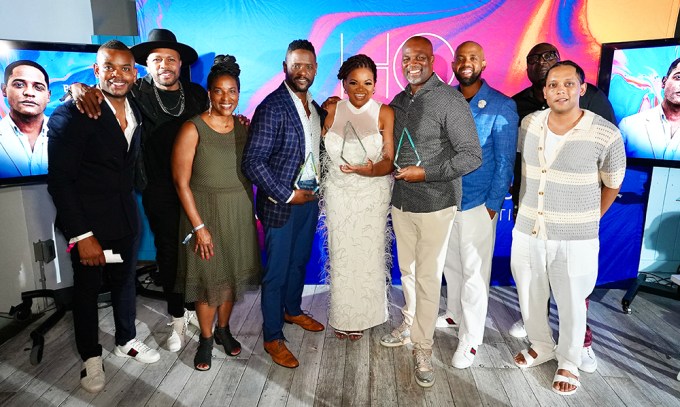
[71,28,209,354]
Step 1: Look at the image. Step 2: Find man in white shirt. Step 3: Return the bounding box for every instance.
[0,60,50,177]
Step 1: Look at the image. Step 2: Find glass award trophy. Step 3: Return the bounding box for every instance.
[394,127,421,170]
[294,152,320,193]
[340,121,368,166]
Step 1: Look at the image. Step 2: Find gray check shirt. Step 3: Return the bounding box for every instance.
[390,74,481,213]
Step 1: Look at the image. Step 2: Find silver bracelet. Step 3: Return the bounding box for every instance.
[182,223,205,245]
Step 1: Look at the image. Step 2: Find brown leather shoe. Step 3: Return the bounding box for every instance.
[284,313,325,332]
[264,339,299,368]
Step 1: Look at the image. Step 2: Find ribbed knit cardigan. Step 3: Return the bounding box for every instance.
[515,109,626,240]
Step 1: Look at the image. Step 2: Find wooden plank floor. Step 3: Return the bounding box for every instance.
[0,285,679,406]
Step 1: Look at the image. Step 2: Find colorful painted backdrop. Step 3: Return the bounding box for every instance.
[136,0,610,116]
[134,0,677,285]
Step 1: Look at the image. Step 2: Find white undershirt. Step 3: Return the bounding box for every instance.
[544,128,562,162]
[102,95,137,150]
[284,81,320,202]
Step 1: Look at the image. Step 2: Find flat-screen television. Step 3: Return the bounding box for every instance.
[0,39,99,187]
[598,37,680,168]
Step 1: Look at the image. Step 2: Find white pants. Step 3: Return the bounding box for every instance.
[443,204,498,346]
[510,230,598,374]
[393,206,455,350]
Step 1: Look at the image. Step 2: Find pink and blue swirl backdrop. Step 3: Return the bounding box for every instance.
[134,0,669,285]
[136,0,606,117]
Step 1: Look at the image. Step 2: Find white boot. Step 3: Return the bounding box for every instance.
[166,316,187,352]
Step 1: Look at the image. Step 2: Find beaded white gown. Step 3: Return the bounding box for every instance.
[321,99,392,331]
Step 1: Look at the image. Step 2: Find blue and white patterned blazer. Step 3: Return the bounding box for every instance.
[242,82,325,228]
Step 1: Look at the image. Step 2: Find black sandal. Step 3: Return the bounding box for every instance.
[214,326,241,356]
[194,335,213,371]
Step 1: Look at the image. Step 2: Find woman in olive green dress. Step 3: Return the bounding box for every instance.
[172,55,260,371]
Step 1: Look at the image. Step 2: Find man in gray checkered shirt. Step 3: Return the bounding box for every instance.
[379,35,481,388]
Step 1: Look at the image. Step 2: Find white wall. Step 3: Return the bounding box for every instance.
[0,186,71,311]
[0,0,94,43]
[639,168,680,274]
[0,0,95,313]
[0,187,34,309]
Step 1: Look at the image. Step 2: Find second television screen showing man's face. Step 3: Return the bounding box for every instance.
[662,62,680,107]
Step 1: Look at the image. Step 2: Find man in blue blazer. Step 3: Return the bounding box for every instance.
[48,41,159,394]
[242,39,325,368]
[439,41,518,369]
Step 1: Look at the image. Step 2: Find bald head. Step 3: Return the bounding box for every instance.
[456,41,484,57]
[528,42,558,56]
[453,41,486,88]
[405,36,433,53]
[526,43,560,85]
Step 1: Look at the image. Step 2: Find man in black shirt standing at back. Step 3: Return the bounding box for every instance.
[509,42,617,375]
[512,43,615,123]
[72,29,208,353]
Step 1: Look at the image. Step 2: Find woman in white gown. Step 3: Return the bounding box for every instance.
[321,54,395,340]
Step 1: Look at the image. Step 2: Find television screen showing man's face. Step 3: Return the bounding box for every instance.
[2,64,50,119]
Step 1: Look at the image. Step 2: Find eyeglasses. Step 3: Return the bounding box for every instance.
[526,50,559,65]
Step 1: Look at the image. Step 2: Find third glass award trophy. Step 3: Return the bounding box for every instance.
[294,152,320,193]
[394,127,421,170]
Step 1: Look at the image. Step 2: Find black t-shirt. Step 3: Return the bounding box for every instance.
[131,74,208,188]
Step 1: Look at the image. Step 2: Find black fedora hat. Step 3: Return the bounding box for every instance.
[131,28,198,66]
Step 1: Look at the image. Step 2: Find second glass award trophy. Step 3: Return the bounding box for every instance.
[294,152,320,193]
[394,127,421,170]
[340,121,368,166]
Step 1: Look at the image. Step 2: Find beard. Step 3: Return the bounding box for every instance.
[403,64,430,86]
[285,74,313,93]
[152,70,179,88]
[455,71,482,87]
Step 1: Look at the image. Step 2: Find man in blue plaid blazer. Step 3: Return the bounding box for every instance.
[242,39,326,369]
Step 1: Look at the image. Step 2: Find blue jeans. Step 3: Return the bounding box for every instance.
[261,201,319,341]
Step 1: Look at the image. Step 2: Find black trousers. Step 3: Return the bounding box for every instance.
[142,185,186,317]
[71,236,137,361]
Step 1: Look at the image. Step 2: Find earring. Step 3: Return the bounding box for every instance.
[208,100,212,117]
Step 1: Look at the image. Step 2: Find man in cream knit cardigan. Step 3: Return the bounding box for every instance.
[511,61,626,396]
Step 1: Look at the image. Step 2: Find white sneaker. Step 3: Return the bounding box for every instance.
[579,345,598,373]
[185,310,200,329]
[435,312,458,328]
[166,316,187,352]
[451,342,477,369]
[114,338,161,363]
[80,356,105,393]
[509,320,527,338]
